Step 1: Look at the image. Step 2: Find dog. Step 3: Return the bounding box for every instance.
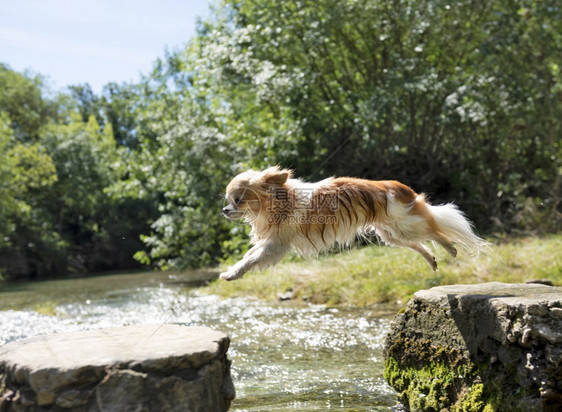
[220,166,489,281]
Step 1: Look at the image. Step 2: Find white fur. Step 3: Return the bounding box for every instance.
[428,203,490,255]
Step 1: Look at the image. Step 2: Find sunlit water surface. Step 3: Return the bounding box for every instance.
[0,271,401,411]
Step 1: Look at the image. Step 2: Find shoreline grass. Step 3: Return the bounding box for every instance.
[204,235,562,307]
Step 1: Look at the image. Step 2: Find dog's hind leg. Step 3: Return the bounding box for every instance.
[376,229,438,270]
[428,230,457,257]
[436,237,457,257]
[404,241,438,271]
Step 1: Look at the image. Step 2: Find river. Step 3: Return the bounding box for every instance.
[0,270,402,411]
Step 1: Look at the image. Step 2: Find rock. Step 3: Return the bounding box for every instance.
[384,282,562,412]
[277,290,295,301]
[0,324,235,411]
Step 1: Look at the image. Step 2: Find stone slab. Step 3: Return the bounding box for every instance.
[0,324,235,411]
[384,282,562,411]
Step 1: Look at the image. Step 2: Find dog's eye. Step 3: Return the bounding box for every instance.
[234,197,242,205]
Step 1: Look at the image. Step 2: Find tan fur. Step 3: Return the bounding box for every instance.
[220,166,489,280]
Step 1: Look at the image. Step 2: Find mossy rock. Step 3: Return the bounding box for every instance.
[383,283,562,411]
[384,336,500,411]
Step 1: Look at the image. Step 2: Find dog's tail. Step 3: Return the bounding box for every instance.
[428,203,491,256]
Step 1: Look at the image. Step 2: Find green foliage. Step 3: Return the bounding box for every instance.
[0,113,57,249]
[126,103,242,269]
[0,64,51,142]
[68,83,103,125]
[100,82,148,148]
[0,66,153,279]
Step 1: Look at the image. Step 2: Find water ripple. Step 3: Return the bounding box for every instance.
[0,273,400,410]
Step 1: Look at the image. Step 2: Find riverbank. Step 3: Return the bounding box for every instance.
[205,235,562,307]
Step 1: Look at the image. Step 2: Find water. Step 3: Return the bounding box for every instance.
[0,271,401,411]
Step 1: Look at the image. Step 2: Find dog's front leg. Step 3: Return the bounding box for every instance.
[219,241,289,281]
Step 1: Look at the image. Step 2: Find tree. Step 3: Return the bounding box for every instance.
[68,83,103,125]
[0,64,158,279]
[100,82,149,148]
[0,64,51,142]
[0,113,58,277]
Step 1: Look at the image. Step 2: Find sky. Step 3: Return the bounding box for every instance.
[0,0,211,94]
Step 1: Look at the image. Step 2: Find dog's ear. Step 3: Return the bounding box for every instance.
[262,166,292,186]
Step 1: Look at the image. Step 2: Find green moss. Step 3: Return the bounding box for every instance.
[457,383,500,412]
[384,336,502,411]
[384,355,502,411]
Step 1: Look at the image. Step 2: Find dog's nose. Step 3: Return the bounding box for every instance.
[222,207,229,215]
